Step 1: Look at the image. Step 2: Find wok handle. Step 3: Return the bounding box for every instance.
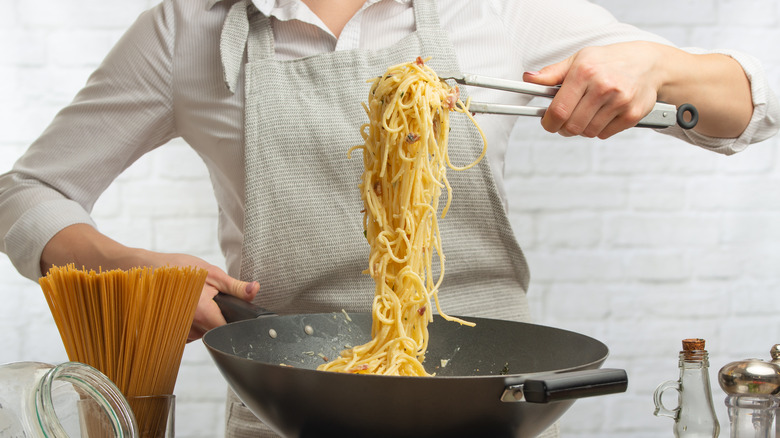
[502,368,628,403]
[214,292,276,323]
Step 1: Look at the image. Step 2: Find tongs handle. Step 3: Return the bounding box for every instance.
[457,73,560,97]
[452,73,699,130]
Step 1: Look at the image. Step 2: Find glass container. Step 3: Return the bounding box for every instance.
[126,395,175,438]
[724,395,776,438]
[654,338,720,437]
[0,361,138,437]
[770,345,780,438]
[718,346,780,438]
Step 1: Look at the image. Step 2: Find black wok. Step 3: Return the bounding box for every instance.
[203,294,627,438]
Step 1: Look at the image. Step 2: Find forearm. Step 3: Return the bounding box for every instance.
[655,44,753,138]
[39,223,151,275]
[39,223,260,342]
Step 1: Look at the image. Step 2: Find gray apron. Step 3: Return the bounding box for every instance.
[219,1,549,436]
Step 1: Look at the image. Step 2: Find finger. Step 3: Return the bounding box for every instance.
[561,80,639,137]
[188,292,228,342]
[523,56,574,86]
[525,57,586,133]
[559,90,605,137]
[580,109,617,138]
[542,80,589,134]
[597,112,643,139]
[595,96,656,139]
[206,267,259,301]
[571,95,626,138]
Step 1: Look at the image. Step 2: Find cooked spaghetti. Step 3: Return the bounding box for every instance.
[318,57,486,376]
[39,264,207,436]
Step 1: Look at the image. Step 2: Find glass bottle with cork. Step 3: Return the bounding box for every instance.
[654,338,721,437]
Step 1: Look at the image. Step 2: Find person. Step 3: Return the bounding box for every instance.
[1,0,778,437]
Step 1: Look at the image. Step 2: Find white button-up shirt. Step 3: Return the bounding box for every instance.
[1,0,777,280]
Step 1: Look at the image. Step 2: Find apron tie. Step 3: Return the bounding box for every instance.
[220,0,250,93]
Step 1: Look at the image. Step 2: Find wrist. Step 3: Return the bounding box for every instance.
[651,43,690,104]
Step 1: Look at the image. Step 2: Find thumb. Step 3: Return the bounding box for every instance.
[209,268,259,301]
[227,278,259,301]
[523,56,573,86]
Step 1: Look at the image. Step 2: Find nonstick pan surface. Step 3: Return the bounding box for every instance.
[204,301,626,438]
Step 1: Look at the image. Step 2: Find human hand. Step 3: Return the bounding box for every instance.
[156,253,259,341]
[41,224,260,342]
[524,41,665,139]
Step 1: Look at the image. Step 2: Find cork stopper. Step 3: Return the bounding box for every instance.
[682,338,706,360]
[682,338,706,351]
[770,344,780,363]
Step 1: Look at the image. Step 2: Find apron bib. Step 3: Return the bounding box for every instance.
[219,1,541,436]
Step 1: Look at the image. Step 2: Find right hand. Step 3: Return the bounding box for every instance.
[40,224,259,342]
[153,253,259,341]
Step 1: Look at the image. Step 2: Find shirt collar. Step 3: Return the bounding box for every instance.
[207,0,411,12]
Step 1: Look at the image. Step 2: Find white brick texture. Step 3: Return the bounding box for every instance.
[1,1,779,437]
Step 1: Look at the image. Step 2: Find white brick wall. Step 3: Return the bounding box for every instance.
[1,1,778,436]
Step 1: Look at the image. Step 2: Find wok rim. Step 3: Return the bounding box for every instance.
[202,312,611,381]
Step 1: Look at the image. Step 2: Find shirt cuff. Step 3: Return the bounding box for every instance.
[4,199,96,280]
[659,47,780,155]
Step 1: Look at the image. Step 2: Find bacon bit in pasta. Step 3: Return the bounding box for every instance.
[417,305,426,316]
[349,364,369,373]
[415,56,424,66]
[406,133,420,144]
[444,87,460,109]
[373,181,382,196]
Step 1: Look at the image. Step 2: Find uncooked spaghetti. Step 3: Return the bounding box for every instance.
[39,264,207,437]
[318,57,486,376]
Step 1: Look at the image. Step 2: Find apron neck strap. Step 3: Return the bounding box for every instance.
[220,0,248,93]
[220,0,273,93]
[246,3,273,63]
[219,0,446,93]
[411,0,440,33]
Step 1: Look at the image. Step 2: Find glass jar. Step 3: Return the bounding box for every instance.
[718,347,780,438]
[724,395,777,438]
[770,345,780,438]
[0,361,138,437]
[654,339,720,437]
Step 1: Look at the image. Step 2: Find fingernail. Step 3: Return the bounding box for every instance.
[245,281,257,295]
[524,71,540,76]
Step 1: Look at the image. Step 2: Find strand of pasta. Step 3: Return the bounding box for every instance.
[319,57,486,376]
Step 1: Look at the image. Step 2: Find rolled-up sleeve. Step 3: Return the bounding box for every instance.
[0,0,177,280]
[661,48,780,155]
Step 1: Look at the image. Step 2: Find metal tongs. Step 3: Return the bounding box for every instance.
[441,73,699,130]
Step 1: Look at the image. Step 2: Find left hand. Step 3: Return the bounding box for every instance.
[524,41,665,139]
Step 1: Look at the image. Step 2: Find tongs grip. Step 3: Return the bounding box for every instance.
[448,73,698,130]
[457,73,561,97]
